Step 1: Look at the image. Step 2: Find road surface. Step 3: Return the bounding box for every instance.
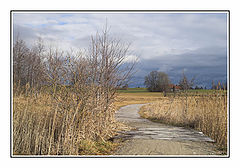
[113,104,223,156]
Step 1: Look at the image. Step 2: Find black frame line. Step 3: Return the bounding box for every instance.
[10,10,230,158]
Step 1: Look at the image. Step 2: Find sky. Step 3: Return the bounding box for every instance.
[12,12,228,88]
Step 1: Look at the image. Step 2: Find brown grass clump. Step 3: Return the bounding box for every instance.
[139,91,228,152]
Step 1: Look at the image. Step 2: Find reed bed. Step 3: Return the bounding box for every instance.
[139,90,228,152]
[13,85,120,155]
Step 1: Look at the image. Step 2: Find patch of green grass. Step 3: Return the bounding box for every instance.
[186,89,219,93]
[117,87,148,93]
[117,88,226,94]
[78,140,119,155]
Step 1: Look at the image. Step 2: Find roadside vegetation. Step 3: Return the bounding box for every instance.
[139,90,227,152]
[12,27,136,155]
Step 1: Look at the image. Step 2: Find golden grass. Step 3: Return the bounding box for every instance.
[138,91,228,152]
[13,87,120,155]
[114,92,165,109]
[13,86,228,155]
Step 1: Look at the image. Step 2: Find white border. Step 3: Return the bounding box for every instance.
[10,10,230,158]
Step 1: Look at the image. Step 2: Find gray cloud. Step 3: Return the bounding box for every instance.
[131,46,227,88]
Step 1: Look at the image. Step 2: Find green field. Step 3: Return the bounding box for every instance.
[117,87,148,93]
[117,87,225,94]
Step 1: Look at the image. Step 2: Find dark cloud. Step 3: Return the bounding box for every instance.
[131,46,227,88]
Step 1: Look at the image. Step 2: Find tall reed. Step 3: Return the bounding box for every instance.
[13,84,118,155]
[139,90,228,151]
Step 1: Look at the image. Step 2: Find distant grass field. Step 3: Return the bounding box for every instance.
[115,88,222,108]
[117,87,148,93]
[117,87,222,94]
[115,88,165,109]
[115,88,220,109]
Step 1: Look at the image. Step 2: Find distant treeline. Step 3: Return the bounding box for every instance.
[143,70,227,93]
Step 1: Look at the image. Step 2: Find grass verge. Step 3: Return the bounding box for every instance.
[138,91,228,153]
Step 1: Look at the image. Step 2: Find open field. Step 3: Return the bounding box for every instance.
[115,88,165,109]
[114,88,225,108]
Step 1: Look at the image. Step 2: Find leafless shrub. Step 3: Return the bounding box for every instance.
[12,26,136,155]
[13,38,46,91]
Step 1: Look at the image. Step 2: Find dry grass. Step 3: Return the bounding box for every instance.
[139,91,228,152]
[13,86,120,155]
[12,30,136,156]
[13,86,228,155]
[114,91,165,109]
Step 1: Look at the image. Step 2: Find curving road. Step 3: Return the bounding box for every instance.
[114,104,223,156]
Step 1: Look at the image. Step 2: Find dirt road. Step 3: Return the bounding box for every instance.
[114,104,223,156]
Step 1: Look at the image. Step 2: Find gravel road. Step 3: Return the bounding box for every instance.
[113,104,223,156]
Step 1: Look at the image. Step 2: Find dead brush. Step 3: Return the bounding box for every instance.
[12,27,136,155]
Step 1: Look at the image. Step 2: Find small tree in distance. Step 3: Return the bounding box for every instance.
[179,70,195,91]
[144,71,170,94]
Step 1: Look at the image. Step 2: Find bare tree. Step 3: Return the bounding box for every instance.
[13,25,137,146]
[13,39,29,86]
[179,70,195,91]
[87,26,137,103]
[13,38,45,89]
[144,71,170,93]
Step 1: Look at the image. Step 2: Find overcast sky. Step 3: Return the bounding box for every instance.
[12,12,228,88]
